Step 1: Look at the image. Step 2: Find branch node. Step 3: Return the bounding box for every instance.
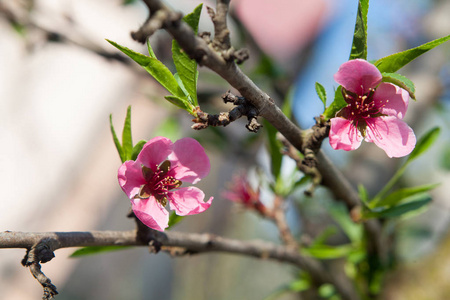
[191,92,262,132]
[199,31,211,44]
[131,3,182,44]
[21,241,58,299]
[278,117,330,196]
[233,48,250,64]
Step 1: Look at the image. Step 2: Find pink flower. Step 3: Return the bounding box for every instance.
[222,174,267,216]
[329,59,416,158]
[118,136,213,231]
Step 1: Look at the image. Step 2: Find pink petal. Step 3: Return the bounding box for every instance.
[329,118,363,151]
[118,160,146,199]
[168,187,213,216]
[131,197,169,231]
[373,82,409,119]
[334,59,382,95]
[365,116,416,158]
[136,136,173,170]
[169,137,210,184]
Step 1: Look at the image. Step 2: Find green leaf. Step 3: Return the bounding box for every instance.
[172,43,198,105]
[381,72,416,100]
[310,226,338,247]
[183,3,202,34]
[106,39,186,99]
[375,34,450,73]
[288,279,311,292]
[329,203,363,243]
[322,86,346,120]
[131,140,146,161]
[171,4,202,106]
[372,127,440,202]
[364,193,431,219]
[70,245,133,257]
[264,121,283,180]
[301,244,355,259]
[374,183,439,208]
[358,184,369,205]
[122,105,133,161]
[147,39,156,59]
[168,212,184,228]
[407,127,440,163]
[164,95,195,114]
[441,143,450,170]
[349,0,369,60]
[318,284,336,298]
[109,114,125,162]
[122,0,138,5]
[281,87,294,119]
[315,82,327,109]
[263,278,310,300]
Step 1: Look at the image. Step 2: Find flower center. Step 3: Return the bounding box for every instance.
[136,160,182,206]
[341,87,387,134]
[344,88,378,119]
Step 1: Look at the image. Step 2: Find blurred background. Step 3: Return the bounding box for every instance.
[0,0,449,299]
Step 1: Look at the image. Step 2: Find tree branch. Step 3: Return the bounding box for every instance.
[131,0,383,274]
[132,0,360,209]
[0,230,359,300]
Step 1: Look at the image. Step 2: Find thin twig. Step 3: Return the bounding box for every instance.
[191,91,262,132]
[0,230,359,300]
[271,195,299,250]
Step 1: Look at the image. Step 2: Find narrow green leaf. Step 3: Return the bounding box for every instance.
[381,72,416,100]
[329,203,362,243]
[441,143,450,170]
[70,245,133,257]
[293,175,310,189]
[109,114,125,162]
[164,95,195,114]
[122,0,138,5]
[322,86,346,120]
[281,88,294,119]
[365,193,431,219]
[319,284,336,298]
[263,279,310,300]
[301,244,355,259]
[171,5,202,106]
[106,39,150,66]
[349,0,369,60]
[131,140,147,161]
[122,105,133,161]
[375,183,439,208]
[375,34,450,73]
[147,38,156,59]
[407,127,440,163]
[172,42,198,105]
[288,279,311,292]
[106,39,186,99]
[183,3,203,34]
[372,128,440,202]
[264,121,283,180]
[310,226,338,247]
[315,82,327,109]
[358,184,369,205]
[168,212,184,228]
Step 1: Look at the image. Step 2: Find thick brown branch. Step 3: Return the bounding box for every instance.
[1,230,359,300]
